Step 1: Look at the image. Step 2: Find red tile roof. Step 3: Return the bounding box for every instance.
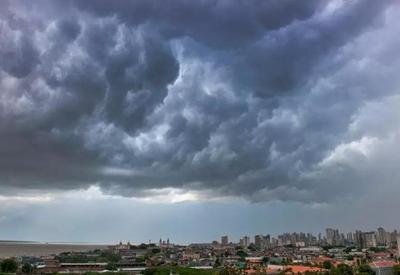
[370,261,397,268]
[285,265,326,274]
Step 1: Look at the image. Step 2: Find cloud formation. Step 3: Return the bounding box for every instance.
[0,0,399,203]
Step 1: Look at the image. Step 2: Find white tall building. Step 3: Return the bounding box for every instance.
[254,235,264,249]
[364,232,377,248]
[239,236,250,247]
[377,227,387,246]
[397,235,400,256]
[221,235,228,246]
[326,228,341,246]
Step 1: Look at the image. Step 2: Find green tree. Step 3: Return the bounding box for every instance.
[218,267,240,275]
[356,264,374,275]
[99,251,121,263]
[236,250,247,258]
[262,256,269,264]
[331,263,353,275]
[214,257,221,268]
[344,247,355,253]
[322,260,333,269]
[0,258,18,273]
[21,263,34,274]
[105,263,117,271]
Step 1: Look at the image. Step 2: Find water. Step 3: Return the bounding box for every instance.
[0,242,109,258]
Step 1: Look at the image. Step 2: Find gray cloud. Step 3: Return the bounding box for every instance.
[0,0,399,203]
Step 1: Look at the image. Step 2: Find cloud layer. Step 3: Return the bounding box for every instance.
[1,0,400,203]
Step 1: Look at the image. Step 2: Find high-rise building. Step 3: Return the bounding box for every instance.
[364,232,377,248]
[397,235,400,257]
[326,228,341,246]
[377,227,387,246]
[255,235,264,249]
[354,231,377,248]
[390,230,398,248]
[240,236,250,247]
[245,236,250,246]
[346,232,354,243]
[263,235,271,248]
[221,235,228,246]
[355,230,364,248]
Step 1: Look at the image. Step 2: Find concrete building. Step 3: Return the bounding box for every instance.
[377,227,387,246]
[355,230,364,248]
[355,231,377,248]
[326,228,341,246]
[221,236,228,246]
[364,232,377,248]
[397,235,400,257]
[346,232,354,244]
[239,236,250,247]
[263,235,271,248]
[390,231,398,248]
[254,235,264,249]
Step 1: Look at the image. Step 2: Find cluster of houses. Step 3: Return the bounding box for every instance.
[6,238,397,274]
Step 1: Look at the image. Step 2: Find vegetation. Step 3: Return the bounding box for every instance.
[84,273,128,275]
[247,244,257,251]
[262,256,269,264]
[143,266,218,275]
[322,260,333,269]
[213,258,221,268]
[393,265,400,275]
[21,263,34,274]
[57,250,121,264]
[105,263,117,271]
[344,247,356,253]
[356,264,375,275]
[335,263,353,275]
[216,267,241,275]
[0,258,18,273]
[235,250,247,259]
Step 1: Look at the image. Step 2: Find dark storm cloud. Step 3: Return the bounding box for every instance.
[0,0,399,203]
[0,30,39,78]
[241,0,391,96]
[75,0,323,48]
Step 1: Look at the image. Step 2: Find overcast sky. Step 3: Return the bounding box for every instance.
[0,0,400,244]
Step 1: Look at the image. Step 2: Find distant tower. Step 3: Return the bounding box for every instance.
[377,227,386,246]
[397,235,400,257]
[221,235,229,246]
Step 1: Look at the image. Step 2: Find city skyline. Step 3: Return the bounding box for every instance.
[2,226,400,274]
[1,0,400,243]
[3,224,400,246]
